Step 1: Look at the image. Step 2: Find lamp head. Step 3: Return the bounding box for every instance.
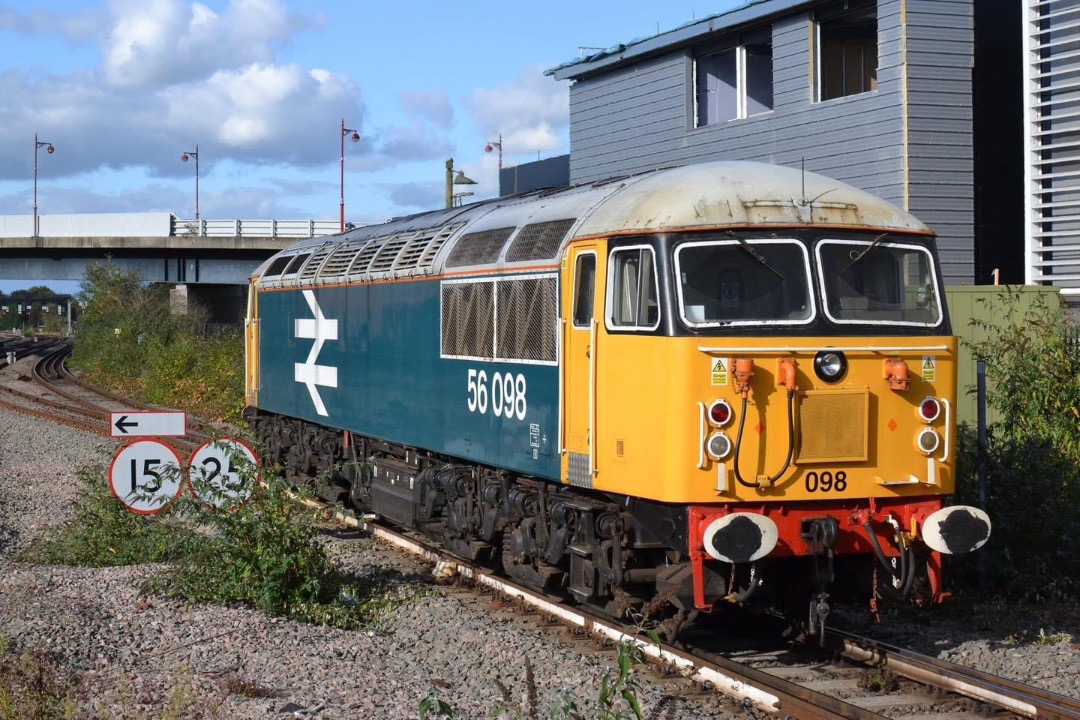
[454,170,478,186]
[181,153,190,163]
[485,144,493,153]
[350,132,360,143]
[46,145,54,154]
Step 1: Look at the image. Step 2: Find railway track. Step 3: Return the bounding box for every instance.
[5,336,1077,720]
[0,338,208,455]
[308,501,1080,720]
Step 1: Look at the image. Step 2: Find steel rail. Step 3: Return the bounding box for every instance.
[828,628,1080,720]
[0,342,209,456]
[298,498,885,720]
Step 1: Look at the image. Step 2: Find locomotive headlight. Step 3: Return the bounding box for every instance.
[918,397,941,423]
[916,427,941,455]
[708,399,733,427]
[814,350,847,383]
[706,432,732,460]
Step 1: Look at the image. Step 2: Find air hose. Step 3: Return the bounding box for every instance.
[733,390,796,488]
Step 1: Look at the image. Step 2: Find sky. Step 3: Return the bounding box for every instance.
[0,0,747,230]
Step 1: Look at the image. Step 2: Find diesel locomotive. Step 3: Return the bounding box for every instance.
[244,161,991,636]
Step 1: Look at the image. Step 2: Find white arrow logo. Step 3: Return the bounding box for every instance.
[294,290,338,416]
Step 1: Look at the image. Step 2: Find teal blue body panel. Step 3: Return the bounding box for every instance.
[256,281,559,480]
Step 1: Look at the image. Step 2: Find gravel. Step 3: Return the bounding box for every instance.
[1,380,1078,718]
[0,404,744,719]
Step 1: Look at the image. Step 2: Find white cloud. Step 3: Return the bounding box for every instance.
[103,0,298,88]
[400,89,454,129]
[467,64,569,158]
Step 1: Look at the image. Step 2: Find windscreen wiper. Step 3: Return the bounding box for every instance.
[724,232,785,281]
[839,233,889,274]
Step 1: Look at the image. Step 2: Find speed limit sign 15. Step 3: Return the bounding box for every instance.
[108,439,184,515]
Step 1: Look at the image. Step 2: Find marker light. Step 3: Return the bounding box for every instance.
[917,427,941,455]
[918,397,941,423]
[706,432,733,460]
[814,350,847,383]
[708,399,733,427]
[884,357,911,391]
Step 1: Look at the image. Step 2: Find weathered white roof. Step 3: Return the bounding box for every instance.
[254,161,931,286]
[573,161,929,238]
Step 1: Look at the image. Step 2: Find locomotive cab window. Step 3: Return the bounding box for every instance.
[816,239,942,326]
[607,246,660,331]
[675,238,814,327]
[572,253,596,328]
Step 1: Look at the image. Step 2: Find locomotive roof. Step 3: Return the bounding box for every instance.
[253,160,931,288]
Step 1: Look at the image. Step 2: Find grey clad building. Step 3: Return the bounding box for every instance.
[544,0,1024,291]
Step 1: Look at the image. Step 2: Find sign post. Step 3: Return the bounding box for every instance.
[110,411,187,437]
[188,438,260,508]
[108,439,184,515]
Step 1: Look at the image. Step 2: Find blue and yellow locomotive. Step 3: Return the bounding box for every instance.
[245,161,990,632]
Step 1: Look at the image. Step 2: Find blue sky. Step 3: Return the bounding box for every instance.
[0,0,746,230]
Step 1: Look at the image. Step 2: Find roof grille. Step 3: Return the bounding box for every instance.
[505,219,576,263]
[369,232,415,273]
[318,240,367,279]
[445,227,515,267]
[297,243,336,281]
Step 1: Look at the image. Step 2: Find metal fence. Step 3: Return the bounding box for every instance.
[171,218,342,238]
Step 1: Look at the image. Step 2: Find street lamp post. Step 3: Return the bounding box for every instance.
[341,119,360,232]
[484,133,503,171]
[180,145,200,221]
[33,134,55,237]
[445,158,477,209]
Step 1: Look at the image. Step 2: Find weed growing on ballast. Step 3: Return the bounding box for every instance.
[857,669,899,693]
[0,638,79,720]
[26,449,425,632]
[24,466,195,567]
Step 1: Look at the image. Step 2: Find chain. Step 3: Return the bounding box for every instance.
[870,563,881,623]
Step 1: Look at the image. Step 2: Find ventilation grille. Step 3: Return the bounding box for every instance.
[796,390,868,463]
[297,243,336,281]
[441,282,495,358]
[318,240,368,279]
[445,227,515,267]
[348,237,386,278]
[369,232,414,272]
[496,276,558,362]
[505,219,575,263]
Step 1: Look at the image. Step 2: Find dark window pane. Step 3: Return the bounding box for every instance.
[745,42,773,115]
[573,254,596,327]
[696,49,737,125]
[817,1,877,101]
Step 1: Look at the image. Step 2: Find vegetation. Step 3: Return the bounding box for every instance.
[955,288,1080,600]
[28,457,416,631]
[26,467,193,567]
[68,260,245,424]
[0,637,78,720]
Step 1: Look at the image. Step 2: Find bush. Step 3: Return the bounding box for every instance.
[143,473,402,630]
[25,467,194,568]
[956,289,1080,600]
[68,260,244,423]
[29,457,420,631]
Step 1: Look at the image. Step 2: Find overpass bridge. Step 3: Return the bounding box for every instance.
[0,212,345,322]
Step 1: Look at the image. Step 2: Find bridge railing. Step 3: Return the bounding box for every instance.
[172,218,342,238]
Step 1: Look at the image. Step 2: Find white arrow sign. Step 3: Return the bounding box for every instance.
[110,411,187,437]
[108,439,184,515]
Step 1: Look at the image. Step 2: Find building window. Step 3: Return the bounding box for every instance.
[815,0,877,101]
[695,29,773,126]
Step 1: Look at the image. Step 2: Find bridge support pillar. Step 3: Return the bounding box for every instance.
[169,284,190,316]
